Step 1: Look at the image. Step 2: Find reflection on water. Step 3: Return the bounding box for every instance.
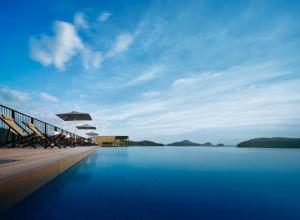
[2,147,300,220]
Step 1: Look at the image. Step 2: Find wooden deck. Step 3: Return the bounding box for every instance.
[0,147,96,212]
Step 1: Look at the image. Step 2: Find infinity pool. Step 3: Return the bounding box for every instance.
[2,147,300,220]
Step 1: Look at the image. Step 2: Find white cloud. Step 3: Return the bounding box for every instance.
[0,87,30,103]
[74,12,89,29]
[98,12,112,22]
[82,48,103,70]
[29,21,84,71]
[106,32,134,58]
[30,18,135,71]
[172,72,219,87]
[171,62,289,98]
[89,62,300,140]
[40,92,58,102]
[127,65,164,86]
[142,91,160,98]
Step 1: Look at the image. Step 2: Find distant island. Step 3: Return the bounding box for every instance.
[129,140,164,146]
[128,138,300,148]
[237,137,300,148]
[128,139,224,147]
[166,140,224,147]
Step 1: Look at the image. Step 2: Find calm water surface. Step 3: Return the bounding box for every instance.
[2,147,300,220]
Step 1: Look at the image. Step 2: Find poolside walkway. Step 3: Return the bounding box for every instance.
[0,147,96,212]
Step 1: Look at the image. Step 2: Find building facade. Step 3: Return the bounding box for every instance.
[92,136,129,147]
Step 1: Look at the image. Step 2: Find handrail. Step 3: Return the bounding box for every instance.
[0,103,84,146]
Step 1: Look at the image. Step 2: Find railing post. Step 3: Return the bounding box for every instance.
[11,110,16,147]
[44,123,47,135]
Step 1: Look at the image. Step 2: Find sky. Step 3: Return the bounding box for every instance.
[0,0,300,145]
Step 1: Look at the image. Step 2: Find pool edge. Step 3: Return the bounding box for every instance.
[0,147,96,212]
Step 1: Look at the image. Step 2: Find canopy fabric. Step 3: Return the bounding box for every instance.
[76,124,96,130]
[86,132,99,136]
[56,111,92,121]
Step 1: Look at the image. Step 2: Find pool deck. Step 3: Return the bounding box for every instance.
[0,147,96,212]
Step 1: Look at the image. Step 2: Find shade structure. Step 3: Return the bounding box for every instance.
[86,132,99,137]
[56,111,92,146]
[76,124,96,130]
[56,111,92,121]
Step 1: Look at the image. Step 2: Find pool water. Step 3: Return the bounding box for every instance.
[0,160,16,164]
[2,147,300,220]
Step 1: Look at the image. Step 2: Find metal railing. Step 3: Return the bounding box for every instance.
[0,103,83,146]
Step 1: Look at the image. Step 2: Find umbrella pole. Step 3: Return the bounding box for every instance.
[74,119,77,147]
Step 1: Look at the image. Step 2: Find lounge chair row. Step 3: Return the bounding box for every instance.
[0,114,87,148]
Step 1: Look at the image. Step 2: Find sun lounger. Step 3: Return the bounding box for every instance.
[0,114,41,148]
[22,122,67,149]
[65,135,76,147]
[49,131,76,147]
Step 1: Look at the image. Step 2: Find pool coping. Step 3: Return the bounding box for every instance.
[0,147,96,212]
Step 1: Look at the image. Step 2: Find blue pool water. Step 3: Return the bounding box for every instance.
[0,160,16,164]
[2,147,300,220]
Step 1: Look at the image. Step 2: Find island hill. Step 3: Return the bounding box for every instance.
[166,140,224,146]
[129,140,164,146]
[129,139,224,147]
[237,137,300,148]
[129,137,300,148]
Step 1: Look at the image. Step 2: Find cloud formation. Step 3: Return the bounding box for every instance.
[30,21,84,71]
[0,87,30,103]
[30,16,134,71]
[142,91,160,98]
[90,61,300,142]
[98,12,112,22]
[40,92,58,102]
[82,47,103,70]
[106,32,135,58]
[74,12,89,29]
[127,65,164,86]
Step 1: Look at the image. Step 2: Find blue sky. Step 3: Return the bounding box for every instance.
[0,0,300,144]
